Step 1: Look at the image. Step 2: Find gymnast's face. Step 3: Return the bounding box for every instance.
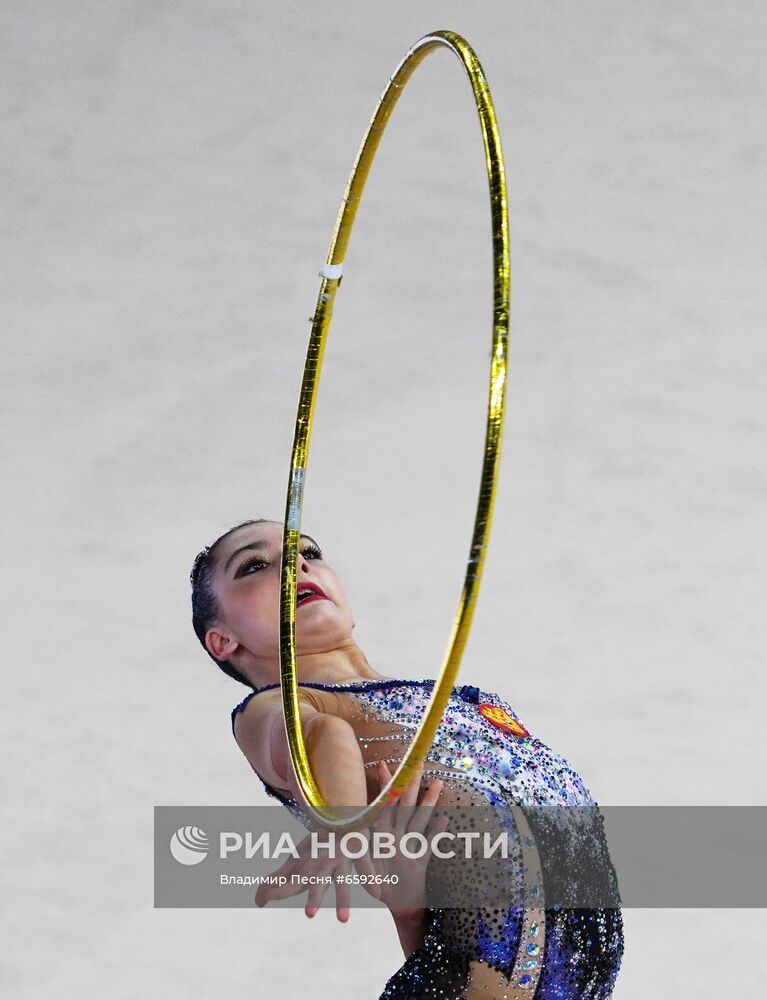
[205,521,356,672]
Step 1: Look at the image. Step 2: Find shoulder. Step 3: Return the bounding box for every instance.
[231,689,284,791]
[233,685,340,731]
[232,686,341,795]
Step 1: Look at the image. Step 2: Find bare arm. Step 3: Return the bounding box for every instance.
[234,690,368,809]
[370,761,446,959]
[299,713,368,808]
[238,692,431,954]
[391,908,427,958]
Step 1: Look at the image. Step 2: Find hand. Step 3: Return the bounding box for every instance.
[254,828,380,923]
[358,760,448,914]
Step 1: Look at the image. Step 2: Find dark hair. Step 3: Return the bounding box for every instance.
[190,518,273,688]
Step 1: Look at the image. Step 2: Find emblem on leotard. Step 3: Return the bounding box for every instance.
[478,703,528,737]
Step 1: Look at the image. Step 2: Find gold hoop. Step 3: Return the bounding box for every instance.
[279,29,510,830]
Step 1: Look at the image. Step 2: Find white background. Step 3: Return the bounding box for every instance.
[1,1,765,997]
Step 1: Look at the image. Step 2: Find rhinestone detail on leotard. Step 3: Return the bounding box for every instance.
[231,678,624,998]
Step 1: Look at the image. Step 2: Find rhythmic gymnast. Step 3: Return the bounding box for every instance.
[190,518,625,999]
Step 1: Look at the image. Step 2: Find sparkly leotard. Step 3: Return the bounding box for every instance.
[231,678,624,999]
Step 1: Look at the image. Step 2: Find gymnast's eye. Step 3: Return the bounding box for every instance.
[300,543,323,560]
[237,556,270,576]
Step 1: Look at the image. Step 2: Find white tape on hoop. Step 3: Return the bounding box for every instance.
[287,467,305,531]
[319,262,344,280]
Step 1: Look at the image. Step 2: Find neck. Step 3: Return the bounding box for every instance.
[246,638,390,688]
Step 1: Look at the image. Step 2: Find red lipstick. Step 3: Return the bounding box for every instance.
[296,582,329,607]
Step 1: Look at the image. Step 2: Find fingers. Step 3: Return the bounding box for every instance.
[383,760,423,833]
[375,761,395,833]
[254,857,299,906]
[377,759,396,794]
[353,849,382,898]
[409,776,444,836]
[255,872,305,907]
[304,876,329,918]
[428,811,450,838]
[400,761,424,808]
[419,775,444,807]
[376,759,422,804]
[252,847,305,906]
[376,760,445,833]
[335,878,351,922]
[375,760,408,831]
[354,847,378,881]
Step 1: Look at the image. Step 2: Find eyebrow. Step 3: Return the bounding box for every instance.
[224,534,320,574]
